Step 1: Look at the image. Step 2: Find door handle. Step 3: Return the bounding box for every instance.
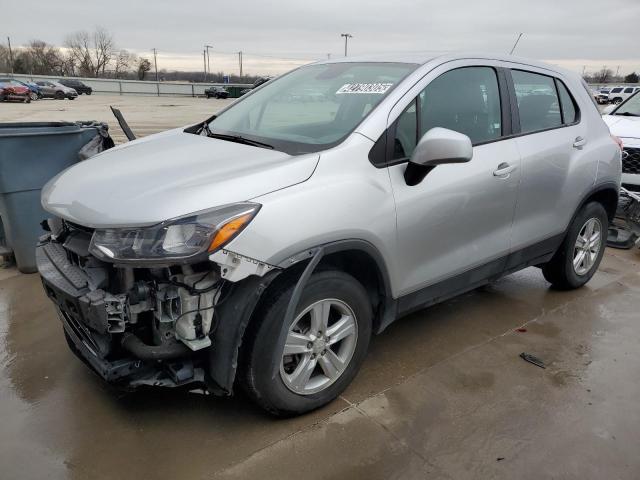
[493,162,517,177]
[573,136,587,149]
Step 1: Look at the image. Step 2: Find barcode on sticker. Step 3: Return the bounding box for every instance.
[336,83,393,94]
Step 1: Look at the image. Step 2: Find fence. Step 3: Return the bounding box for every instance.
[0,73,252,98]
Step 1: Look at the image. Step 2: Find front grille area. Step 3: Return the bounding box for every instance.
[622,147,640,174]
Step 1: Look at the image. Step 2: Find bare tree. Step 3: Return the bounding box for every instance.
[23,40,65,75]
[0,44,11,72]
[65,27,114,77]
[137,58,152,80]
[112,49,137,78]
[595,67,614,84]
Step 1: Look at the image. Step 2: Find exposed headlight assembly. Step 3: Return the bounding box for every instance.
[89,202,260,264]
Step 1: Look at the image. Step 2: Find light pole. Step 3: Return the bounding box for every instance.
[205,45,213,81]
[152,48,158,81]
[238,51,243,78]
[341,33,352,57]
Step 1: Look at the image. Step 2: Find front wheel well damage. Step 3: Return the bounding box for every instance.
[214,245,393,394]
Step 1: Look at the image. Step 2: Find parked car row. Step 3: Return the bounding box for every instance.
[594,86,640,105]
[0,78,93,103]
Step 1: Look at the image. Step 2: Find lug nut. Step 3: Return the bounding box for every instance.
[307,342,313,349]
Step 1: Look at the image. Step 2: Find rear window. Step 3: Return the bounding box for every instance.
[512,70,561,133]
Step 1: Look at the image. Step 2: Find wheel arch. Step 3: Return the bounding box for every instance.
[578,182,619,223]
[208,239,397,394]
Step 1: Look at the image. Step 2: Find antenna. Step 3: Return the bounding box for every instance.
[509,33,523,55]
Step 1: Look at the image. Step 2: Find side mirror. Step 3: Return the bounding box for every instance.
[405,128,473,185]
[410,127,473,167]
[601,105,616,115]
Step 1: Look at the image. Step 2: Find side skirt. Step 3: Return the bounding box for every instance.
[380,233,564,331]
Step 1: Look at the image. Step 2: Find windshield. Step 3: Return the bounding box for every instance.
[614,92,640,116]
[208,62,417,154]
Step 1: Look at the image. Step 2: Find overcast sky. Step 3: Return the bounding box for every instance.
[5,0,639,76]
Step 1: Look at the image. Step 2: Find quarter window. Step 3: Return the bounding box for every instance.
[556,80,578,124]
[392,66,502,159]
[512,70,562,133]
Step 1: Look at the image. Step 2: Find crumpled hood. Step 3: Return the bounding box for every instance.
[42,129,319,228]
[603,115,640,144]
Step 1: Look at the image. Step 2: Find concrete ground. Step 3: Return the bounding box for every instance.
[0,94,234,144]
[1,247,639,479]
[1,95,638,479]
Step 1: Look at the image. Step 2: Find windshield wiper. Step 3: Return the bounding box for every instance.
[614,111,640,117]
[206,131,274,149]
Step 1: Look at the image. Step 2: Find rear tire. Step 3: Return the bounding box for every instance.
[239,270,372,417]
[542,202,608,289]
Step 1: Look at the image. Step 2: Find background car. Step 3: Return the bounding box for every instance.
[204,86,229,99]
[0,81,31,103]
[602,90,640,191]
[35,81,78,100]
[58,78,92,95]
[596,88,611,104]
[607,86,640,105]
[0,78,41,100]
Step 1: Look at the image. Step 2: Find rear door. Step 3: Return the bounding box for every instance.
[507,68,592,254]
[383,62,521,296]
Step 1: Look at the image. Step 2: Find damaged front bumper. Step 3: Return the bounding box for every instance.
[37,235,213,390]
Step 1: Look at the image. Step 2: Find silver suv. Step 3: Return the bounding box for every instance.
[37,54,621,416]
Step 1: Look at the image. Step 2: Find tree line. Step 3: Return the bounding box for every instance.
[583,67,639,84]
[0,28,259,83]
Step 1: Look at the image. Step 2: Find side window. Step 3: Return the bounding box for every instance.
[624,87,635,94]
[392,100,417,160]
[392,66,502,159]
[556,80,578,124]
[512,70,561,133]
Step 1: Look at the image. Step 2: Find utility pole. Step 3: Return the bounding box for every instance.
[509,33,523,55]
[582,65,586,77]
[152,48,158,81]
[616,65,620,78]
[341,33,353,57]
[203,50,207,81]
[205,45,213,81]
[238,51,243,78]
[7,36,14,74]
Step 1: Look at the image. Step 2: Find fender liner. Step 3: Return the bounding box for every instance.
[208,239,396,394]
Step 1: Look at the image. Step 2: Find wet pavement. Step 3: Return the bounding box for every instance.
[1,248,639,479]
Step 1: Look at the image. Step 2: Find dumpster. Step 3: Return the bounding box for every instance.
[0,122,112,273]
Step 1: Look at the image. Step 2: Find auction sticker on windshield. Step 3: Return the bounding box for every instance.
[336,83,393,94]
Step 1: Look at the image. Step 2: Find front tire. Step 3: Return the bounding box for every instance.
[55,91,64,100]
[542,202,608,289]
[239,270,372,416]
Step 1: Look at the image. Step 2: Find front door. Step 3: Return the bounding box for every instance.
[387,66,521,296]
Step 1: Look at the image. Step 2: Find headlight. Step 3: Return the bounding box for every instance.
[88,202,260,264]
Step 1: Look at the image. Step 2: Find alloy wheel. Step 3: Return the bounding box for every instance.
[280,298,358,395]
[573,217,602,276]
